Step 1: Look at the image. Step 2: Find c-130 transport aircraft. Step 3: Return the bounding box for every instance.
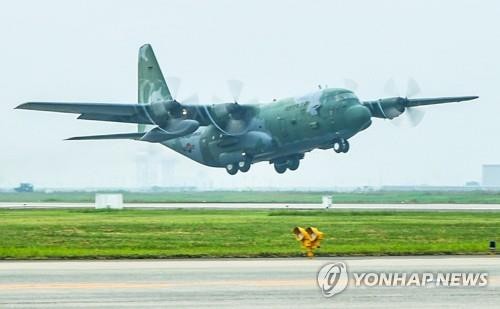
[16,44,478,175]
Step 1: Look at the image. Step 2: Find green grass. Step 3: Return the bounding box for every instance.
[0,209,498,259]
[2,190,500,204]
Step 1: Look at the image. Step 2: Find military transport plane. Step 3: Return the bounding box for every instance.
[16,44,478,175]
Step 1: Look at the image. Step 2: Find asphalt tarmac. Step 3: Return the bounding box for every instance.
[0,256,499,308]
[1,202,500,211]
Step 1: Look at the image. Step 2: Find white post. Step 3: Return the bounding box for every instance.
[322,195,332,209]
[95,193,124,209]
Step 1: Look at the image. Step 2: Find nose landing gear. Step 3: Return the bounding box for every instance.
[333,138,349,153]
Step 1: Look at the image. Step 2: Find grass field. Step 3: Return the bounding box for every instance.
[2,190,500,204]
[0,209,498,259]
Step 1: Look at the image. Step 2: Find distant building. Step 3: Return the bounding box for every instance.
[135,145,177,188]
[482,165,500,187]
[465,181,480,187]
[14,183,34,192]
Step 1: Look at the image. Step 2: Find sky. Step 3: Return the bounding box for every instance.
[0,0,498,189]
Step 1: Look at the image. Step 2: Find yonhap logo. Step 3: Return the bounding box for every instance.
[316,261,488,298]
[317,262,349,297]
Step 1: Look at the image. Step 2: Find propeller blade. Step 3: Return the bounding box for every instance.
[246,97,260,104]
[391,106,425,128]
[180,93,199,104]
[227,79,244,102]
[384,78,399,97]
[166,76,181,100]
[212,95,224,103]
[406,78,421,98]
[343,79,359,92]
[406,107,425,126]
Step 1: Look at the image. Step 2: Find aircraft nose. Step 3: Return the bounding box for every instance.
[345,104,372,130]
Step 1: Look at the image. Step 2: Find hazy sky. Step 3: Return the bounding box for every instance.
[0,0,498,189]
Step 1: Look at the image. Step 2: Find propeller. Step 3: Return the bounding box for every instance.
[203,80,256,136]
[227,79,244,103]
[147,78,256,137]
[166,76,181,100]
[141,75,201,140]
[343,78,359,92]
[179,93,199,105]
[165,76,200,106]
[384,78,425,127]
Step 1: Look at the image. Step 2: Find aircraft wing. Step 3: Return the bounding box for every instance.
[16,101,259,136]
[364,96,478,119]
[16,102,156,124]
[405,96,478,107]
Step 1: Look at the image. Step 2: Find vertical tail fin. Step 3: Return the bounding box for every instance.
[138,44,172,133]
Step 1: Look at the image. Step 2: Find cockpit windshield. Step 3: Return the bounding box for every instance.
[328,91,358,102]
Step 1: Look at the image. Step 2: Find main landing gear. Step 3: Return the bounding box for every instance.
[225,158,252,175]
[273,155,302,174]
[225,154,303,175]
[333,138,349,153]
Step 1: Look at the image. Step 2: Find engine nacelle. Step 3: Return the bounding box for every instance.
[140,119,199,142]
[363,97,407,119]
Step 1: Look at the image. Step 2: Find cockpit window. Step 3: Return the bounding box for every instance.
[329,92,357,101]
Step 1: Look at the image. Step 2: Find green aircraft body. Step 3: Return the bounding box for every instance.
[16,44,478,175]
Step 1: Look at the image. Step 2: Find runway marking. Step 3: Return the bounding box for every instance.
[0,279,316,290]
[2,276,498,291]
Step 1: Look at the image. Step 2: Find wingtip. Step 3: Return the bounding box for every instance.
[64,136,81,141]
[14,103,30,110]
[456,96,479,102]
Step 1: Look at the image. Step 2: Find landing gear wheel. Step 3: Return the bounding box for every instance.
[341,140,350,153]
[238,159,251,173]
[274,163,287,174]
[286,158,300,171]
[333,139,349,153]
[225,163,238,175]
[333,141,343,153]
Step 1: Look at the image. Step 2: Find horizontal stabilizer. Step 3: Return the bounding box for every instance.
[66,132,145,141]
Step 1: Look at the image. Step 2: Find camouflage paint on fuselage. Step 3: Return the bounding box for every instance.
[162,88,372,167]
[136,44,371,168]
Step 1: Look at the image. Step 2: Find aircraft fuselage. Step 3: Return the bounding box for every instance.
[163,88,372,170]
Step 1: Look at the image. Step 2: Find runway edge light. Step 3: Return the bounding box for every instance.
[490,240,496,254]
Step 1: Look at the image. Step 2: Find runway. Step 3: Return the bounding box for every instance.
[1,202,500,211]
[0,256,499,308]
